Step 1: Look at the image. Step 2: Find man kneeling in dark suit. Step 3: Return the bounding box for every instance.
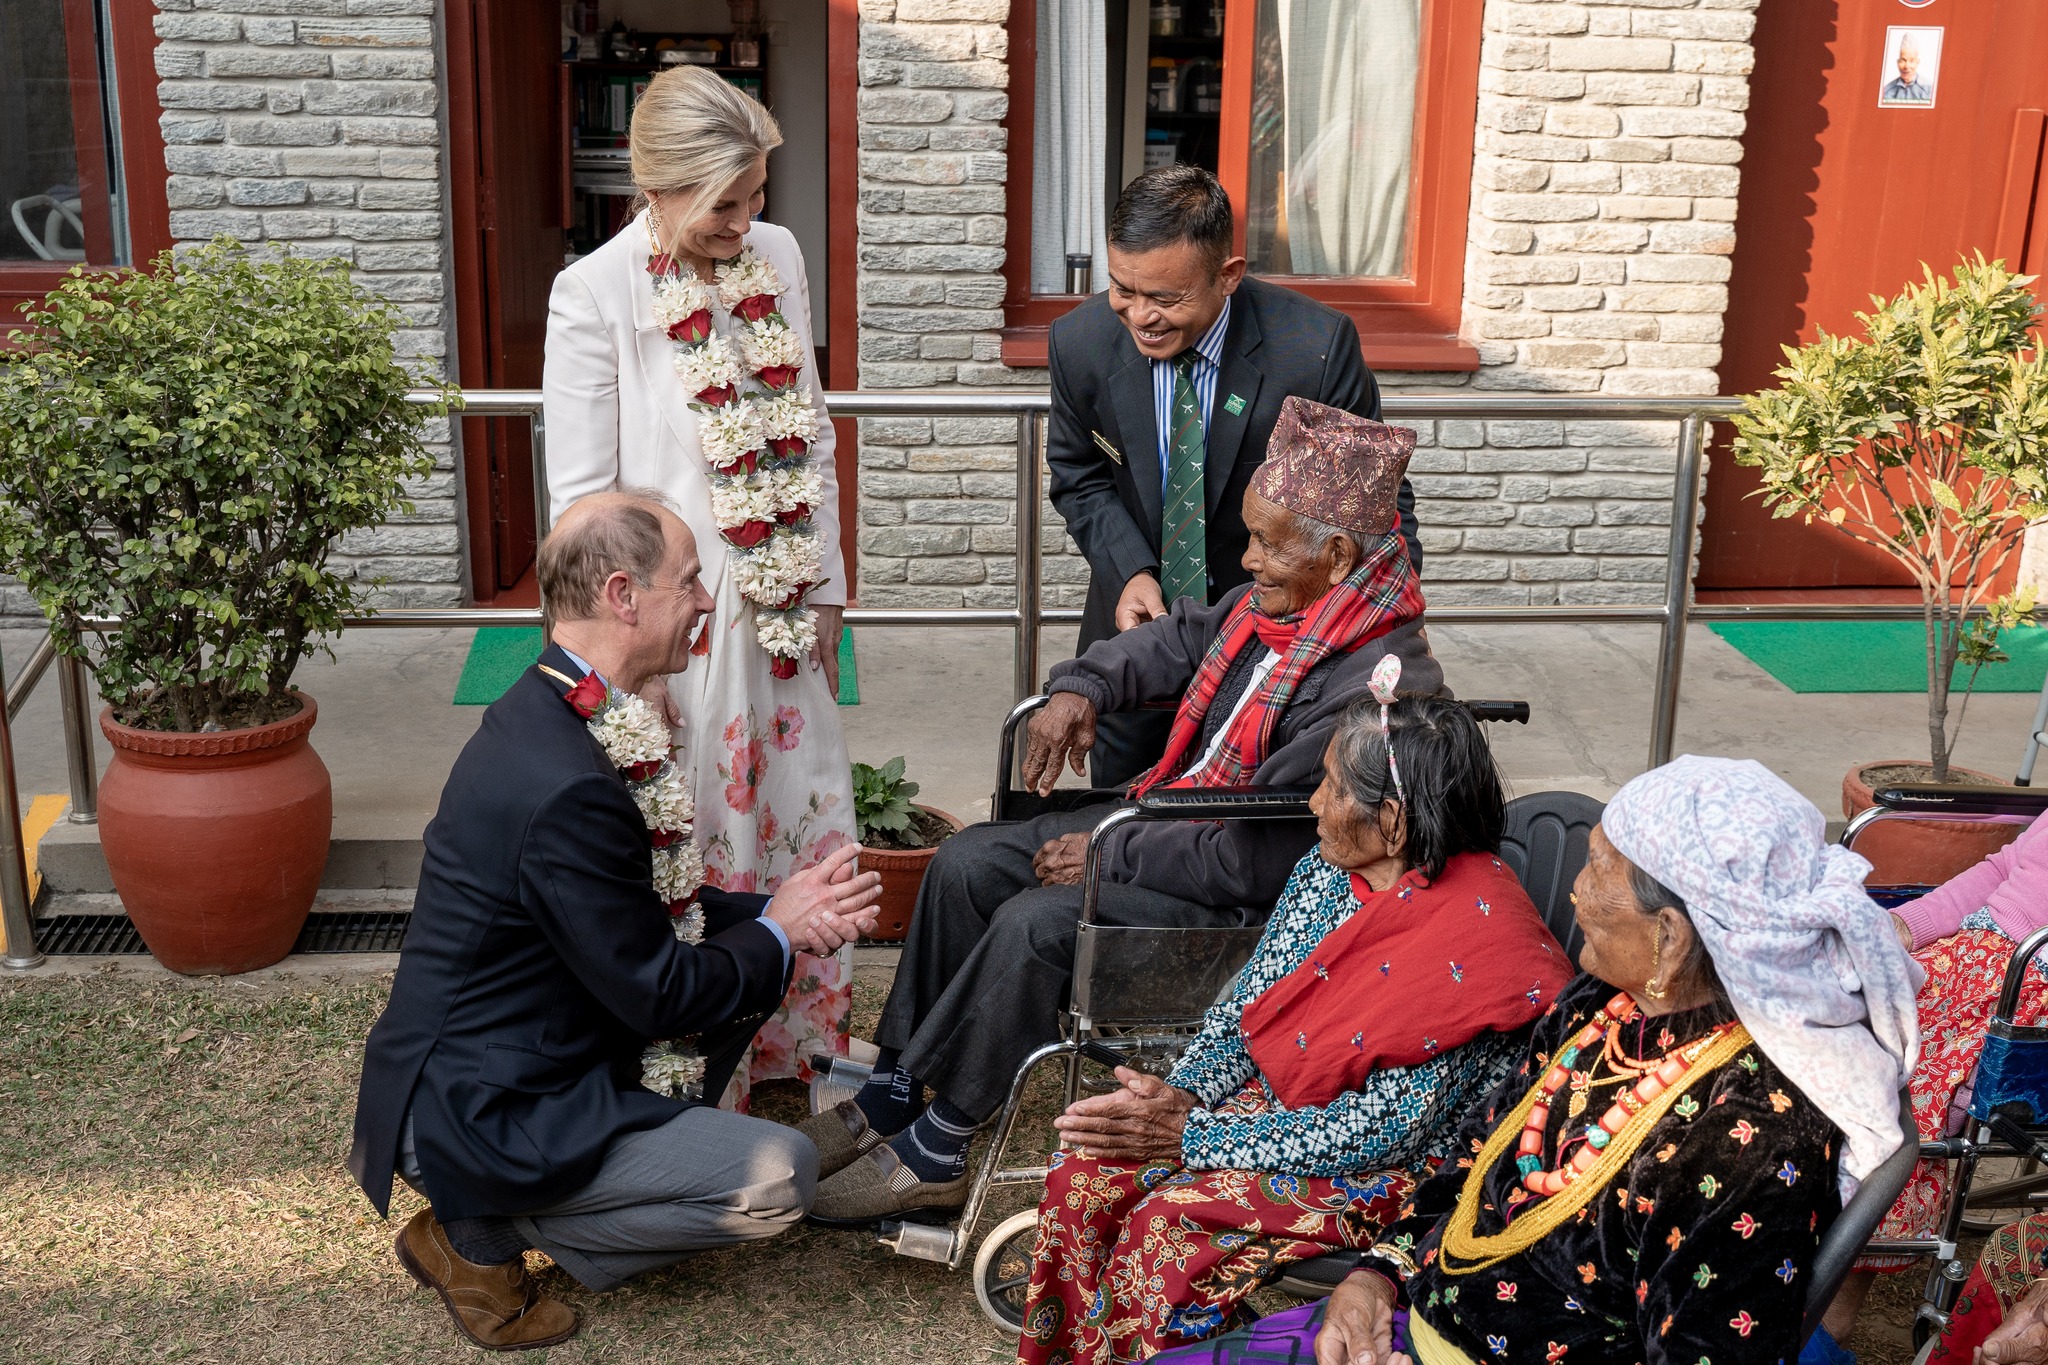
[349,490,882,1352]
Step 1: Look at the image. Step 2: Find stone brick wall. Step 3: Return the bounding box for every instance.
[851,0,1757,611]
[152,0,463,607]
[850,0,1093,610]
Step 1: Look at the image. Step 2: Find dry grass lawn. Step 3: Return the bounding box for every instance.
[0,966,1945,1364]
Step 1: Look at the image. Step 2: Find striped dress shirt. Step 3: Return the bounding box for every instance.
[1150,297,1234,501]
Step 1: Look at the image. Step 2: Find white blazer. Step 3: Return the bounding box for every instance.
[542,213,846,608]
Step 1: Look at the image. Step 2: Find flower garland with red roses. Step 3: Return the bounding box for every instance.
[649,237,825,679]
[562,669,712,1099]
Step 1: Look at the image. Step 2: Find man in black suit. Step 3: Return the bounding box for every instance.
[1046,165,1421,784]
[349,491,882,1352]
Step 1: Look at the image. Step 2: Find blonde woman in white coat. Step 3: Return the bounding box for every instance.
[544,67,855,1110]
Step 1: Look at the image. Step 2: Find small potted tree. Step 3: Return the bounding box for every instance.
[0,240,453,973]
[1729,254,2048,881]
[851,756,959,940]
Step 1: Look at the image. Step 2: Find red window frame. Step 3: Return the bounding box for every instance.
[1,0,171,331]
[998,0,1482,371]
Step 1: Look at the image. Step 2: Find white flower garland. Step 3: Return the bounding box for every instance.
[575,680,711,1099]
[652,239,825,679]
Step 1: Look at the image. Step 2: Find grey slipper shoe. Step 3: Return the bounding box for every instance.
[794,1099,887,1181]
[804,1144,971,1228]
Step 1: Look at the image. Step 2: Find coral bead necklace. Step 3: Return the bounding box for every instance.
[1515,992,1736,1197]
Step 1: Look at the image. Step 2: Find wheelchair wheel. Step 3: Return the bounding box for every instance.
[973,1209,1041,1336]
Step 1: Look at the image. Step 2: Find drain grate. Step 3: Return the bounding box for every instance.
[34,910,411,956]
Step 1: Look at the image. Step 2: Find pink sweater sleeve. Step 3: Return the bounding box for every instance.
[1897,815,2048,948]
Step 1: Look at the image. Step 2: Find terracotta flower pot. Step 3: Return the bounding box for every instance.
[1842,759,2022,888]
[860,805,964,942]
[98,694,332,975]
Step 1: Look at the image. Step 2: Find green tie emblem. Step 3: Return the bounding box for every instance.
[1161,353,1209,608]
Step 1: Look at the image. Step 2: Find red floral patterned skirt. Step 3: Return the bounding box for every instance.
[1861,928,2048,1270]
[1016,1151,1414,1365]
[1928,1210,2048,1359]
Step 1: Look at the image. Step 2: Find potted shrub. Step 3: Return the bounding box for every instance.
[852,756,959,941]
[0,240,453,973]
[1729,254,2048,882]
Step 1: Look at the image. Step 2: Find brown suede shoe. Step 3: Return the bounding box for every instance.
[394,1209,580,1352]
[805,1143,970,1227]
[795,1099,888,1180]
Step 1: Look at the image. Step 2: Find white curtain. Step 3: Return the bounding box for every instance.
[1277,0,1419,277]
[1031,0,1109,293]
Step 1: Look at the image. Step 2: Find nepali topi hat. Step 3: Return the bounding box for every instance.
[1250,396,1416,539]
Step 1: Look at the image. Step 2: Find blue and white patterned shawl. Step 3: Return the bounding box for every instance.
[1603,755,1923,1197]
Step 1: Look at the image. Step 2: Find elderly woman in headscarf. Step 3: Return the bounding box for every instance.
[1016,686,1572,1365]
[1152,756,1923,1365]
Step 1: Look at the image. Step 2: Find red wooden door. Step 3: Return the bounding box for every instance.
[447,0,566,601]
[1704,0,2048,590]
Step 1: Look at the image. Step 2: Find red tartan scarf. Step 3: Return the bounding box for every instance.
[1127,532,1424,798]
[1242,851,1572,1109]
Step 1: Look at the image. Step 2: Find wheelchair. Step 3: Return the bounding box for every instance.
[867,692,1554,1331]
[1841,782,2048,1349]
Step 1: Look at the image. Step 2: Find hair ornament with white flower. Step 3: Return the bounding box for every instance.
[649,229,824,677]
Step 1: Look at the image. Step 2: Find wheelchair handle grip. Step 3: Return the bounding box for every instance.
[1464,699,1531,725]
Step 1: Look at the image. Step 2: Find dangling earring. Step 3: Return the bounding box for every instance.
[1643,930,1668,1001]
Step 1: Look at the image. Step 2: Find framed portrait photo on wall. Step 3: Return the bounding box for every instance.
[1879,25,1941,107]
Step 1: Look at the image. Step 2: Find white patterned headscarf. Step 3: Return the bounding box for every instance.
[1602,756,1923,1198]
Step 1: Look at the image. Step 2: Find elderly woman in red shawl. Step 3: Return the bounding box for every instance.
[803,400,1459,1226]
[1013,684,1571,1364]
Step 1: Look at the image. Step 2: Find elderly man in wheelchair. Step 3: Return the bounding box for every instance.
[798,398,1442,1224]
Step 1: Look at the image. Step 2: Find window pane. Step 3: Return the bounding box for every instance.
[0,0,125,265]
[1243,0,1420,278]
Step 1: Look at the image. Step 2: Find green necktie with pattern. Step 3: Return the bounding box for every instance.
[1161,352,1208,607]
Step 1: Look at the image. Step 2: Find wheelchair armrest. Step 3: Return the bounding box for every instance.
[1465,699,1531,725]
[1871,783,2048,818]
[1133,786,1318,821]
[994,694,1055,821]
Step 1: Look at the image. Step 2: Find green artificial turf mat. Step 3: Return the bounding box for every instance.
[452,625,861,705]
[1708,620,2048,693]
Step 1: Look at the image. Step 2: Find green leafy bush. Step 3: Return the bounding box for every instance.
[852,756,920,845]
[0,240,456,731]
[1729,256,2048,781]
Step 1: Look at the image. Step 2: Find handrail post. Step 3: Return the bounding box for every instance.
[0,645,43,970]
[1014,409,1044,703]
[1649,412,1707,770]
[57,651,99,824]
[529,406,551,550]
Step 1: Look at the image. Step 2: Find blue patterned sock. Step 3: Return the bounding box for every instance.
[887,1095,978,1184]
[852,1047,924,1135]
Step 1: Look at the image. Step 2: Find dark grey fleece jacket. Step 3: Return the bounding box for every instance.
[1045,583,1446,914]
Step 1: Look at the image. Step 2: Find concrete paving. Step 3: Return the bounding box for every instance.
[8,613,2042,902]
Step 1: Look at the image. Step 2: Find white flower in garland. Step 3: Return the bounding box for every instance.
[756,607,819,660]
[652,274,714,329]
[698,403,766,466]
[653,839,707,907]
[633,766,695,834]
[716,248,783,311]
[730,529,823,605]
[591,691,673,768]
[673,333,743,398]
[709,476,780,530]
[737,317,806,373]
[758,388,821,446]
[767,464,824,516]
[640,1042,708,1100]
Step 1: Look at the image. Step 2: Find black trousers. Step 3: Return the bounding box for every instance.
[875,806,1250,1122]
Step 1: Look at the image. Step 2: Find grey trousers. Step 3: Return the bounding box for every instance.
[402,1107,818,1293]
[874,805,1251,1122]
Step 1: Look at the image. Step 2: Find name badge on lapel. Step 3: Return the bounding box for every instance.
[1223,393,1248,416]
[1090,430,1125,465]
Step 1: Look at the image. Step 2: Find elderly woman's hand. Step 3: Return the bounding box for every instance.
[1316,1269,1400,1365]
[1052,1067,1196,1161]
[1982,1277,2048,1364]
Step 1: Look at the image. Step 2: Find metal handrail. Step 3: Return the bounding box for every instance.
[0,385,1963,971]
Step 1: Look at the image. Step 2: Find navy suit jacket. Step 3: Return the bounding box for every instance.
[1044,276,1422,649]
[348,644,790,1221]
